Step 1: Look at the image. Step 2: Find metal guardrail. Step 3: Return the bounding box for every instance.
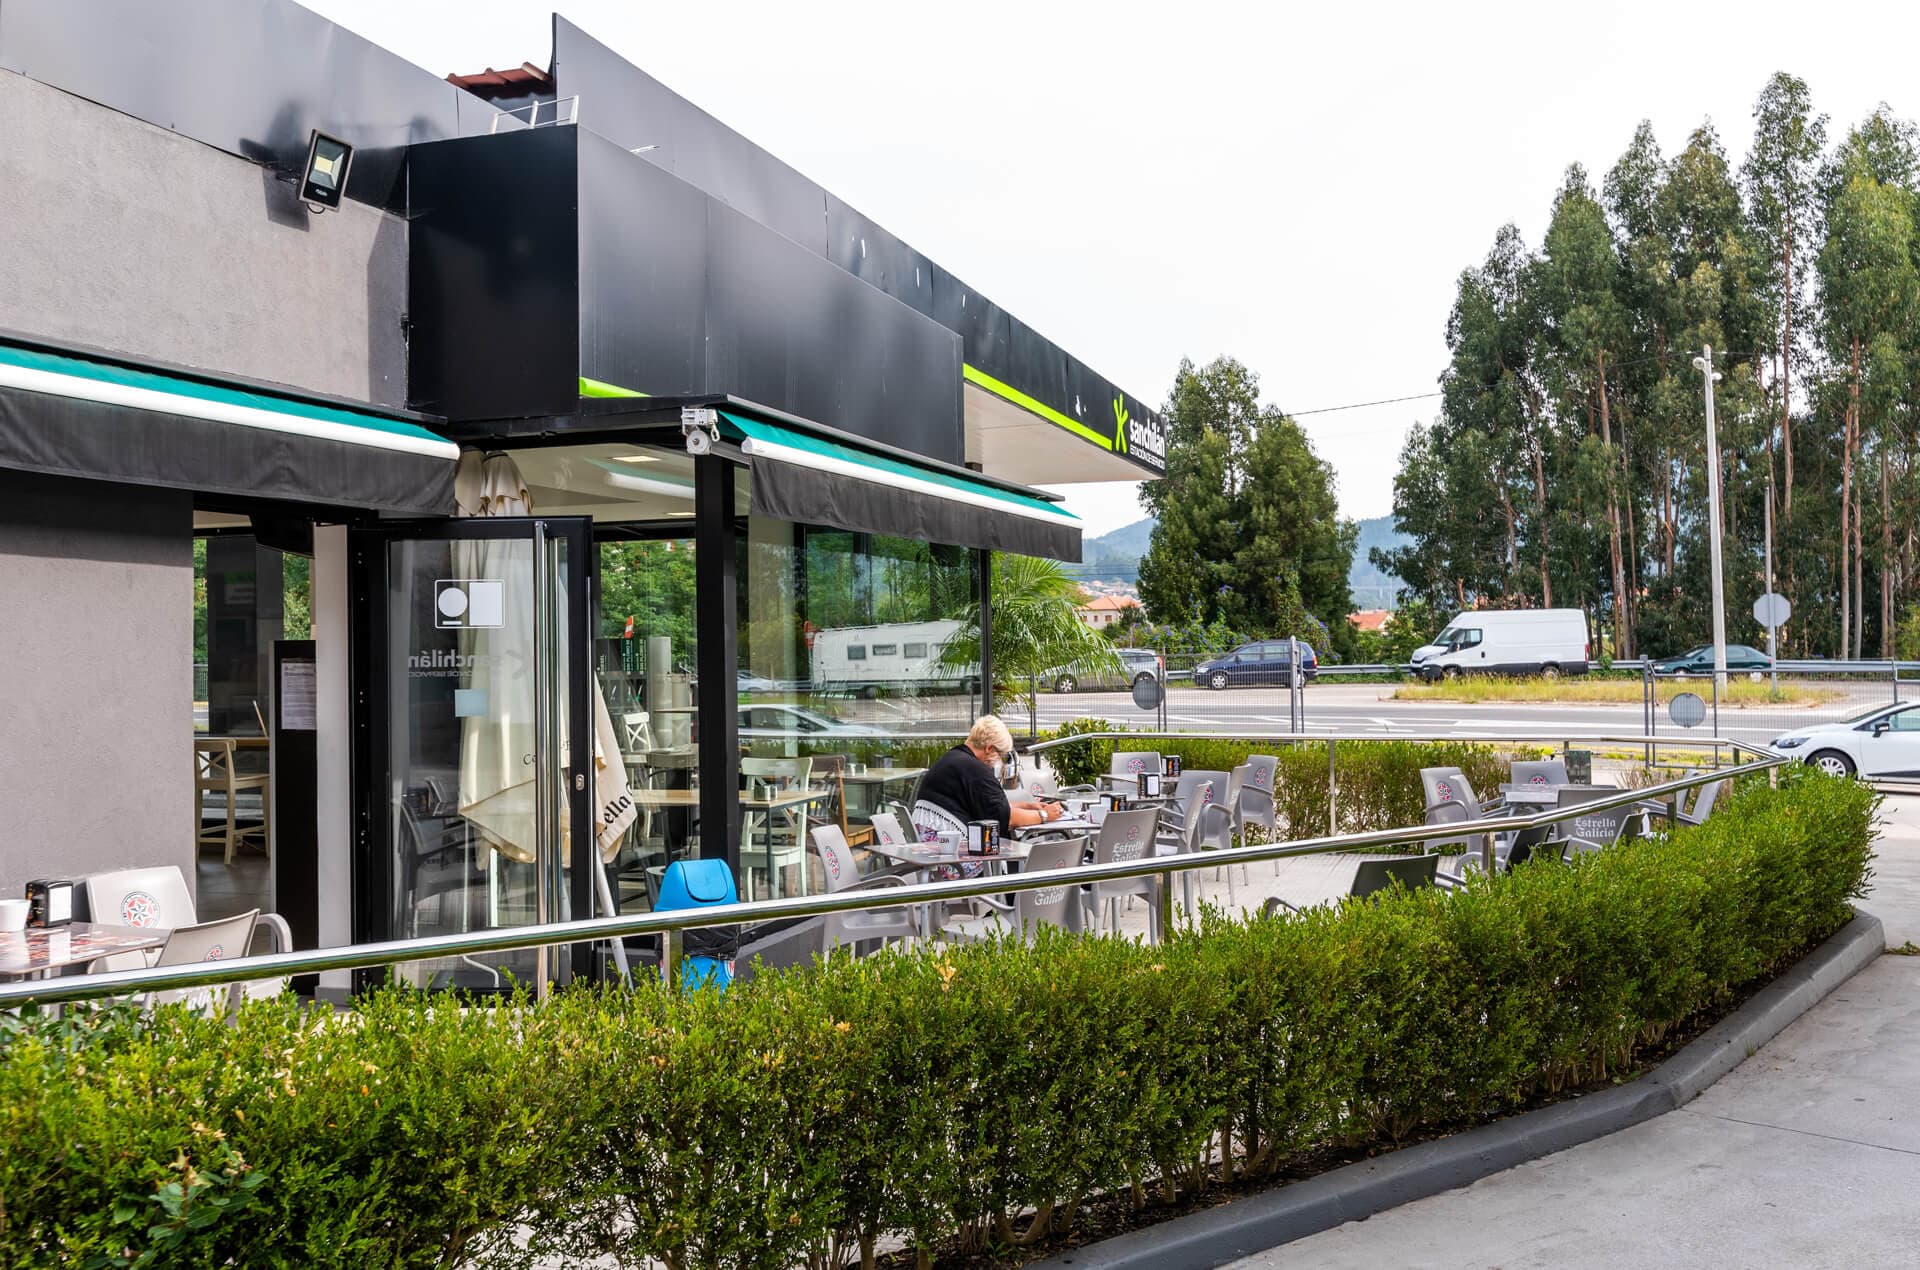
[0,735,1782,1010]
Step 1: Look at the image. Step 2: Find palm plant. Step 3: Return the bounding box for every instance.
[942,554,1123,733]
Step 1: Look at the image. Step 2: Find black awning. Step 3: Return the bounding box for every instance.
[0,340,458,514]
[721,411,1081,561]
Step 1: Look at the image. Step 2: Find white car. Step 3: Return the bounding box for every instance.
[738,704,886,742]
[1770,703,1920,778]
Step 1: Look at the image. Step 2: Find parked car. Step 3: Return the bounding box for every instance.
[737,704,886,742]
[1194,640,1318,690]
[1409,608,1590,681]
[1047,648,1163,693]
[737,668,780,693]
[1771,702,1920,778]
[1652,644,1771,676]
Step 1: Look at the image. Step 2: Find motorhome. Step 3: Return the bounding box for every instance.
[809,620,972,697]
[1409,609,1591,680]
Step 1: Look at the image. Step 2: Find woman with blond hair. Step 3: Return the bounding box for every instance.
[910,715,1063,863]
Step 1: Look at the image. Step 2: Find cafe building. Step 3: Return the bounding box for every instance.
[0,1,1165,992]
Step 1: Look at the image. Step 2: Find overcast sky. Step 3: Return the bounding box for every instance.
[305,0,1920,539]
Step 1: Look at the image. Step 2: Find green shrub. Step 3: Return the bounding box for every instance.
[0,770,1875,1268]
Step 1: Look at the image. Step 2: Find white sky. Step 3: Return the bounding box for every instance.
[304,0,1920,538]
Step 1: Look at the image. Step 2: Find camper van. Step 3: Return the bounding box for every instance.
[809,620,973,697]
[1409,609,1590,681]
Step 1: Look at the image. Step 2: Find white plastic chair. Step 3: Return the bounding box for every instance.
[1084,808,1163,941]
[870,811,911,847]
[1102,751,1163,792]
[810,825,922,956]
[85,866,292,1001]
[148,910,259,1014]
[942,836,1086,945]
[741,756,814,899]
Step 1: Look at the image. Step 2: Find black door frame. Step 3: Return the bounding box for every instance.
[347,515,596,991]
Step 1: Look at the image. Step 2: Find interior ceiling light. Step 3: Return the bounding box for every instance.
[300,130,354,211]
[611,454,660,463]
[667,511,695,517]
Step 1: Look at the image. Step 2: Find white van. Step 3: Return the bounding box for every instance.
[1409,609,1590,681]
[809,620,972,697]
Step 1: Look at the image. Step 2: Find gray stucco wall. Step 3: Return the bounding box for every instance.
[0,71,406,406]
[0,471,192,899]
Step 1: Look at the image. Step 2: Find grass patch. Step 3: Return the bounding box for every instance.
[1391,676,1841,708]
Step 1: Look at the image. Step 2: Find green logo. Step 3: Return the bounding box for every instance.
[1113,398,1129,453]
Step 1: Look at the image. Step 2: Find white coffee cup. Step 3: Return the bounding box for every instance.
[0,898,29,932]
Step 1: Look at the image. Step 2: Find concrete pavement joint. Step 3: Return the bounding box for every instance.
[1030,909,1885,1270]
[1698,1111,1920,1158]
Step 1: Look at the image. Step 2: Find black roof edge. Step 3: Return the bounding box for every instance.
[439,392,1068,504]
[0,326,448,428]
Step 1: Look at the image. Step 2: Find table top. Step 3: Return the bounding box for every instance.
[197,735,270,749]
[0,922,168,976]
[1014,817,1096,837]
[868,838,1034,866]
[1500,782,1615,804]
[839,767,926,785]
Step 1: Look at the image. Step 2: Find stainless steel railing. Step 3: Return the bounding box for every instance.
[0,736,1782,1009]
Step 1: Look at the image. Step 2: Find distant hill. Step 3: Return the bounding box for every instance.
[1068,513,1411,609]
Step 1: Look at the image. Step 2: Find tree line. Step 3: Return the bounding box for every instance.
[1381,72,1920,660]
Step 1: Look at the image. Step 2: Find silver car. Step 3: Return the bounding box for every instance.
[1048,648,1163,694]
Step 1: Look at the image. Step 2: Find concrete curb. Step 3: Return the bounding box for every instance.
[1032,909,1887,1270]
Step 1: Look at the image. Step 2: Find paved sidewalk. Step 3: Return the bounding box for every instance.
[1229,791,1920,1270]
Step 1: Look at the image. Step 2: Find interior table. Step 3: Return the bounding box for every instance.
[837,767,927,821]
[627,785,833,899]
[0,922,169,980]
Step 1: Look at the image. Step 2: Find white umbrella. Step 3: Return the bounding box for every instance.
[454,453,637,867]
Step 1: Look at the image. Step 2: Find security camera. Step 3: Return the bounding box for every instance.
[681,407,719,456]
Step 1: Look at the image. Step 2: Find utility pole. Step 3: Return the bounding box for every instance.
[1765,469,1777,696]
[1693,345,1729,698]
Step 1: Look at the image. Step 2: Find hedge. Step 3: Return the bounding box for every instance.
[1043,724,1539,839]
[0,769,1874,1269]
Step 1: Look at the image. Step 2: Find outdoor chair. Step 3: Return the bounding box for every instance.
[740,756,814,899]
[732,915,830,985]
[1638,776,1725,828]
[1102,751,1164,793]
[145,909,259,1014]
[651,858,742,990]
[1436,822,1561,883]
[1237,753,1282,869]
[1155,773,1231,917]
[84,866,293,1001]
[1420,767,1514,857]
[810,825,924,957]
[942,835,1086,945]
[195,738,270,864]
[870,811,912,848]
[1564,804,1649,855]
[1197,766,1249,905]
[1082,808,1164,941]
[1019,767,1095,802]
[1509,758,1571,789]
[1266,853,1441,914]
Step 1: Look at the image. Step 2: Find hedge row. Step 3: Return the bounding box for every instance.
[0,770,1874,1269]
[1044,724,1535,838]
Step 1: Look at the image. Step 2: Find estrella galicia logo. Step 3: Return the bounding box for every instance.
[1114,397,1167,469]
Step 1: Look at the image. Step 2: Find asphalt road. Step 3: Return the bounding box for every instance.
[1016,679,1904,748]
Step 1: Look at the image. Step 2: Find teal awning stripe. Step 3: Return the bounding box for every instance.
[0,341,455,454]
[719,411,1075,523]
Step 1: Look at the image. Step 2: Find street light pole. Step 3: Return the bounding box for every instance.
[1765,469,1777,696]
[1693,345,1728,698]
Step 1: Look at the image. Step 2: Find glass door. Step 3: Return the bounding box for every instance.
[350,516,594,992]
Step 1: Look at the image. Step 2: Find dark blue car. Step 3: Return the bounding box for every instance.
[1195,640,1318,689]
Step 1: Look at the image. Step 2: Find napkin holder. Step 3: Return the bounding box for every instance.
[25,879,73,929]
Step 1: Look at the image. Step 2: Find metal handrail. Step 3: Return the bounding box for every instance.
[1026,730,1770,755]
[0,739,1780,1009]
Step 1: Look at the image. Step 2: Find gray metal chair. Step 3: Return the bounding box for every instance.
[1639,776,1725,828]
[1103,751,1164,793]
[732,916,830,984]
[1420,766,1513,860]
[1019,767,1095,801]
[1084,808,1163,941]
[942,835,1086,944]
[1267,855,1440,913]
[1200,766,1249,904]
[1509,758,1571,789]
[1237,753,1282,871]
[810,825,922,957]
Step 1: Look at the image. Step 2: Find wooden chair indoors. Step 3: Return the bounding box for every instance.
[195,738,270,864]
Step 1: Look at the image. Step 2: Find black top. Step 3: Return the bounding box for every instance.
[917,745,1012,835]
